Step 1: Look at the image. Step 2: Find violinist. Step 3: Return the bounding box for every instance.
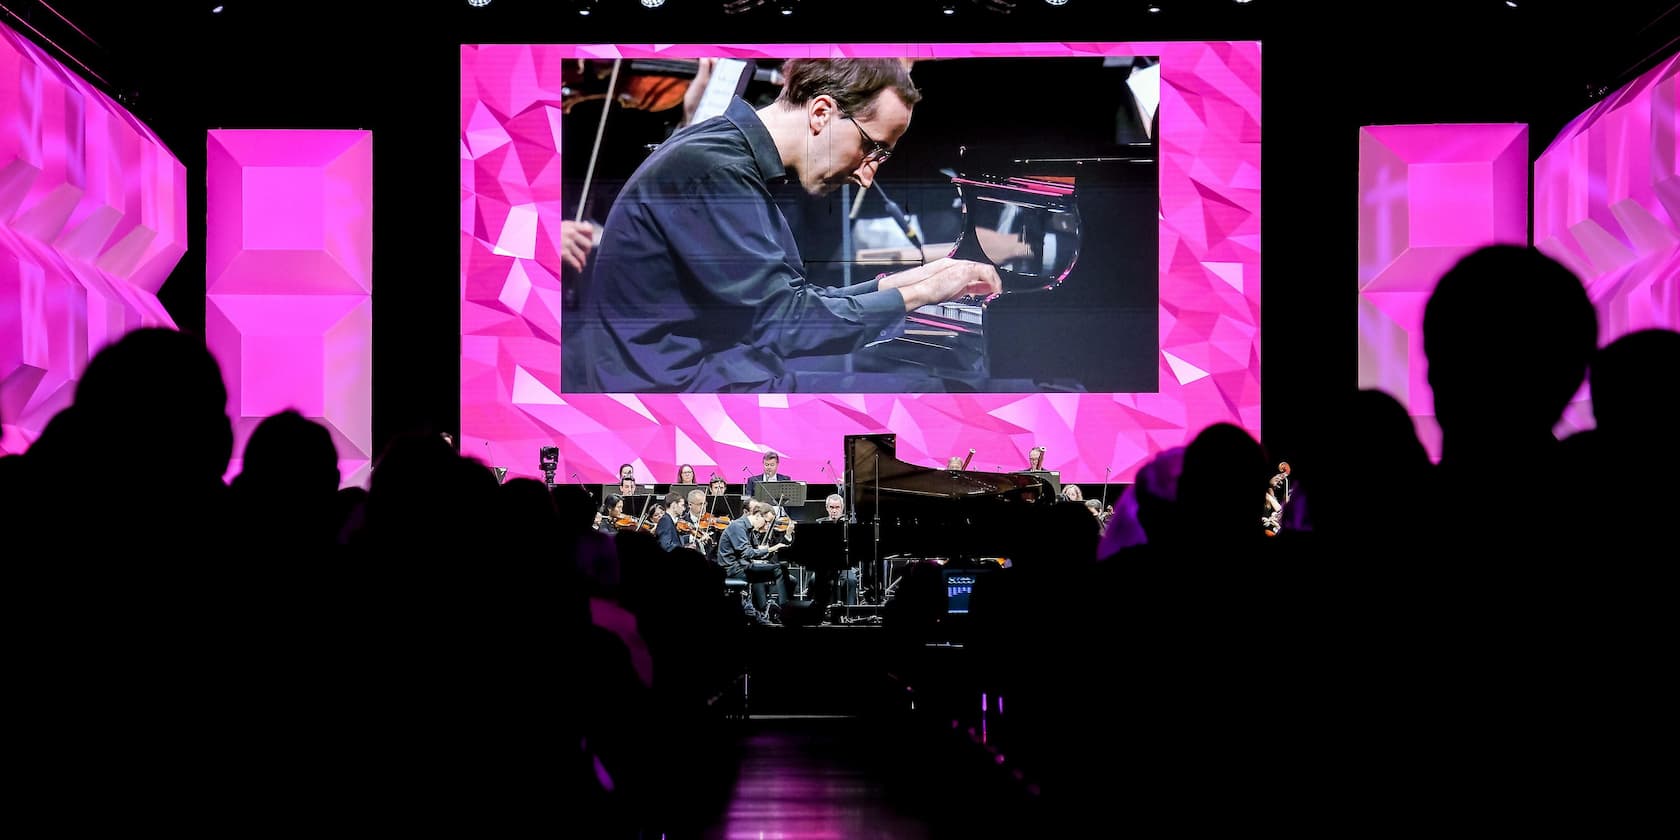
[683,489,716,557]
[654,492,691,553]
[577,58,1001,393]
[596,494,625,535]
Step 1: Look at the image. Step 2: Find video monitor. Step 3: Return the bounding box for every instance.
[461,42,1261,486]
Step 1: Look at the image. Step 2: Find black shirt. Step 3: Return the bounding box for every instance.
[581,97,907,392]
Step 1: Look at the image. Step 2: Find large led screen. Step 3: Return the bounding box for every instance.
[461,43,1260,483]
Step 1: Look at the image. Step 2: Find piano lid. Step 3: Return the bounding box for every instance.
[848,434,1050,501]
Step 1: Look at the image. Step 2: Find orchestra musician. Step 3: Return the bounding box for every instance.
[1027,446,1046,471]
[1262,461,1291,535]
[717,500,790,623]
[1062,484,1084,502]
[595,494,625,535]
[676,463,698,485]
[806,494,855,607]
[654,492,690,553]
[744,451,791,505]
[577,58,1002,393]
[683,488,715,557]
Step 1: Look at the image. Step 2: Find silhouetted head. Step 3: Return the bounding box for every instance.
[73,328,232,487]
[1590,328,1680,435]
[1177,423,1268,543]
[236,409,339,496]
[1424,246,1596,445]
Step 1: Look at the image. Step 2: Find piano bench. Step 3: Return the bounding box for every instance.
[724,577,752,611]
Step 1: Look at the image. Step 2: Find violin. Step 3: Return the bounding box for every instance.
[773,516,794,533]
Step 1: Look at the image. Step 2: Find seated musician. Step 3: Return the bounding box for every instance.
[821,493,846,522]
[654,492,691,553]
[743,450,790,504]
[1062,483,1084,502]
[717,500,790,621]
[1027,446,1046,471]
[683,488,715,557]
[616,477,639,499]
[596,494,624,535]
[807,493,855,608]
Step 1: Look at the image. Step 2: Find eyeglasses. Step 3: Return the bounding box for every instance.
[843,114,893,165]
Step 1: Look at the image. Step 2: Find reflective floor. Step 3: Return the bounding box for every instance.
[701,716,1030,840]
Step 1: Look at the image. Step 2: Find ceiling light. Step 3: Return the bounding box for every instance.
[641,0,666,6]
[1045,0,1069,6]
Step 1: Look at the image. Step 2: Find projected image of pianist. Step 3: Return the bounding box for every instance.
[576,59,1002,393]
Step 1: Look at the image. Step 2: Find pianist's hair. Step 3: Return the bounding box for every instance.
[777,59,923,121]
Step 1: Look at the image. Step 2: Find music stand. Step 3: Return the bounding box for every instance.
[778,521,851,605]
[1018,470,1061,498]
[703,494,744,519]
[669,483,705,502]
[601,483,644,500]
[752,480,808,508]
[618,494,654,518]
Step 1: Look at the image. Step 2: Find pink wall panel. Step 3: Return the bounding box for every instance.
[1356,123,1529,459]
[1535,53,1680,434]
[462,42,1262,483]
[0,24,187,452]
[206,130,372,486]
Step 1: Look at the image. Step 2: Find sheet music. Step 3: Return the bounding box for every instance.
[690,58,748,125]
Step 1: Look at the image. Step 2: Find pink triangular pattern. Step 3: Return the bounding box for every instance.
[460,42,1261,483]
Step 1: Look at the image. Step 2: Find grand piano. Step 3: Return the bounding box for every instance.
[849,143,1159,394]
[826,433,1053,599]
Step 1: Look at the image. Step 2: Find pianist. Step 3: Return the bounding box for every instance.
[577,59,1000,393]
[717,501,791,621]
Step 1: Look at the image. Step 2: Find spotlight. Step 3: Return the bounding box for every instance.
[467,0,491,7]
[641,0,665,6]
[779,1,796,14]
[942,2,957,12]
[1146,3,1161,10]
[1045,0,1069,5]
[575,0,597,15]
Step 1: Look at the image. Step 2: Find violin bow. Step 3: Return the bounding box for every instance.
[575,59,622,225]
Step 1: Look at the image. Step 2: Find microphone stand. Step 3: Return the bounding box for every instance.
[872,451,882,605]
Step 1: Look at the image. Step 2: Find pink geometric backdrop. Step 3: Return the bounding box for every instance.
[1356,124,1529,459]
[1535,52,1680,433]
[0,24,187,453]
[207,130,373,486]
[461,42,1261,483]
